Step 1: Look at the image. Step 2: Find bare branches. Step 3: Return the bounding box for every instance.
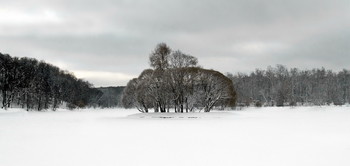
[0,53,100,111]
[229,65,350,107]
[122,43,237,113]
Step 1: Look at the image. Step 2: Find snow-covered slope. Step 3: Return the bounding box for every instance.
[1,106,349,166]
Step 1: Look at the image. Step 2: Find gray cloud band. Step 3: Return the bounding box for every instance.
[1,0,349,86]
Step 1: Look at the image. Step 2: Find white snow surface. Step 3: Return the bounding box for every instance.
[1,106,350,166]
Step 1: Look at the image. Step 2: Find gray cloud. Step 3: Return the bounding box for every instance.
[1,0,349,86]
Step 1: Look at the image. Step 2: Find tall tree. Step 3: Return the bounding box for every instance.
[149,43,171,70]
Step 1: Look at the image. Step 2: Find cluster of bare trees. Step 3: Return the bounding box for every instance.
[122,43,236,113]
[0,53,102,111]
[228,65,350,107]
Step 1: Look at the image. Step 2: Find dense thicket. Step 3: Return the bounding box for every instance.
[122,43,236,113]
[0,52,102,111]
[228,65,350,107]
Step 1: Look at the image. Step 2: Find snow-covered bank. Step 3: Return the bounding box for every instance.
[1,106,349,166]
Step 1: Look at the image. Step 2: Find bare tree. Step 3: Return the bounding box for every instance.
[149,43,171,70]
[168,50,198,112]
[195,68,236,112]
[121,44,237,113]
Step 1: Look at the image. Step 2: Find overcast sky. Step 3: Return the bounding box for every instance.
[1,0,349,87]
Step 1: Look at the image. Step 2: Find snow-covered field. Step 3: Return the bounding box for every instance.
[1,106,350,166]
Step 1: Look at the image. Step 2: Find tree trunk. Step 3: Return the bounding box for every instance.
[2,91,7,109]
[37,96,42,111]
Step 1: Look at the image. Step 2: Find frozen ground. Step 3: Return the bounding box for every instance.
[1,106,350,166]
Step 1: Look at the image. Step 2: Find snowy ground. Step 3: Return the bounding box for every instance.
[1,106,350,166]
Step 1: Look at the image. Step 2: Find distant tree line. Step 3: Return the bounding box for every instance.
[0,52,102,111]
[95,86,124,108]
[122,43,237,113]
[228,65,350,107]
